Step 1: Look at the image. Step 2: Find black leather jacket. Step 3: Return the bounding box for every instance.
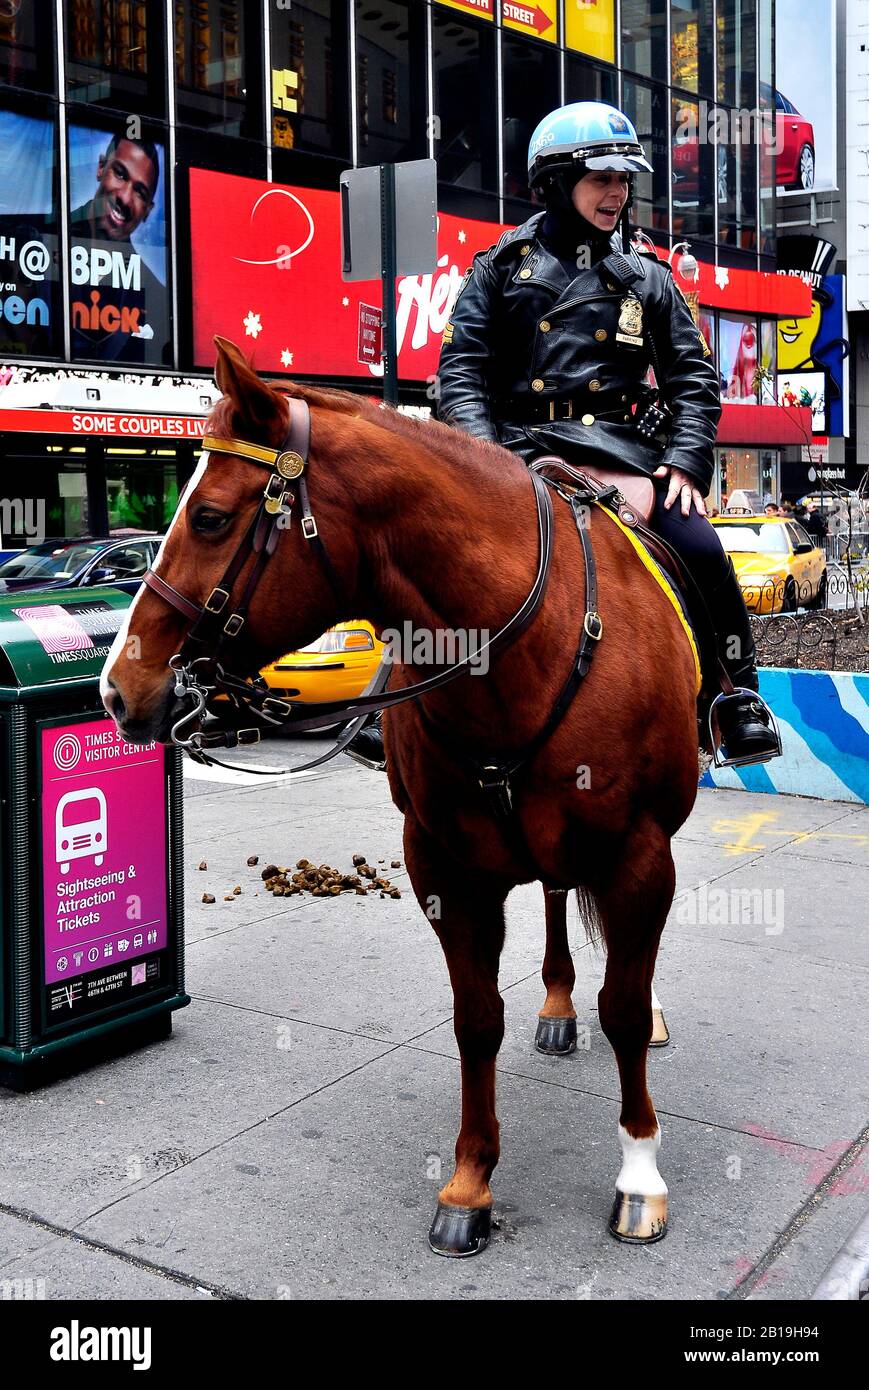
[435,211,721,495]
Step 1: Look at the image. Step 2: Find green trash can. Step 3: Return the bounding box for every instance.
[0,586,189,1089]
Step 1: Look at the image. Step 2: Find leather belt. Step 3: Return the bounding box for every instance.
[495,393,635,424]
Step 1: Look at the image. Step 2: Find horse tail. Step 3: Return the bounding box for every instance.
[574,884,603,948]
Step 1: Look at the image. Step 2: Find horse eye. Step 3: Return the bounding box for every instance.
[191,509,231,535]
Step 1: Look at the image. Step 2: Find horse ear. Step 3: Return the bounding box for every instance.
[213,335,285,437]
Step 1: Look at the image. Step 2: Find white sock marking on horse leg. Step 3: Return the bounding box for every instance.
[651,984,662,1012]
[616,1124,667,1197]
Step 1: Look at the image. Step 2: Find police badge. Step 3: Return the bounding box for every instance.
[616,295,644,347]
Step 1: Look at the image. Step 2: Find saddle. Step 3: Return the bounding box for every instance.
[529,454,720,704]
[530,456,655,527]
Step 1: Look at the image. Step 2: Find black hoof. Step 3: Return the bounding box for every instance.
[535,1016,577,1055]
[428,1202,492,1258]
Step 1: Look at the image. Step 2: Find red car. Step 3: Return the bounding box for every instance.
[762,83,815,191]
[673,86,815,197]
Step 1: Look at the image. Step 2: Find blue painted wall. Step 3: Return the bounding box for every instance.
[701,668,869,803]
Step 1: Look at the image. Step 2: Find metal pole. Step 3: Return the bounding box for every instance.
[380,163,398,408]
[9,706,32,1053]
[55,0,71,362]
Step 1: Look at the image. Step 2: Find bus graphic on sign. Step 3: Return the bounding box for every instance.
[55,787,108,872]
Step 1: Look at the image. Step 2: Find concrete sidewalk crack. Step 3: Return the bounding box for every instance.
[0,1202,244,1299]
[724,1122,869,1300]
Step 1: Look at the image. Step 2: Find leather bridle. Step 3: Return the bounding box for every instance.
[140,396,560,775]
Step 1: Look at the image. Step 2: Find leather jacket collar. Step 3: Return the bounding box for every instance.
[492,213,649,308]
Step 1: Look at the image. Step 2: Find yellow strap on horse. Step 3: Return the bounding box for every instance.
[595,503,702,696]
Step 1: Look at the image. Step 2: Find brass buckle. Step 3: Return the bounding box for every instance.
[205,586,229,614]
[262,695,291,717]
[301,515,318,540]
[583,611,603,641]
[223,613,244,637]
[548,400,573,422]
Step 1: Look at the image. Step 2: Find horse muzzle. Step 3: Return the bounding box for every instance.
[102,672,193,746]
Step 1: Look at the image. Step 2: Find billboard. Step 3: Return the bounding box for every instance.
[775,0,837,195]
[68,123,170,365]
[189,168,507,382]
[776,274,848,436]
[0,110,61,359]
[566,0,615,65]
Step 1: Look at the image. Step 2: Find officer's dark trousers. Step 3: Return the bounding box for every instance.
[647,476,757,688]
[649,477,731,588]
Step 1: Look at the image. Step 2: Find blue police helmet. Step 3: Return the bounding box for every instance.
[528,101,654,192]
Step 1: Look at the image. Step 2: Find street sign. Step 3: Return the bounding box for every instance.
[357,303,383,366]
[341,160,438,406]
[340,160,437,282]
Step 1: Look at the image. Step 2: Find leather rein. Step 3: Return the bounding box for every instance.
[141,397,568,777]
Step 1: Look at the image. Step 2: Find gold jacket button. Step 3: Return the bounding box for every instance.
[539,320,551,332]
[594,328,607,341]
[519,267,532,280]
[581,413,595,425]
[606,280,617,291]
[621,393,628,402]
[531,378,545,392]
[520,244,531,254]
[624,413,631,421]
[588,379,601,392]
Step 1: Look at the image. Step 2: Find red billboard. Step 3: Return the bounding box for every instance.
[189,168,508,382]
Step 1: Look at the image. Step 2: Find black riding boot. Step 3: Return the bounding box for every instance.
[345,710,386,771]
[705,559,781,766]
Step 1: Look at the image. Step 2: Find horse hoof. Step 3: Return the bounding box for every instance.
[608,1190,668,1243]
[535,1016,577,1055]
[428,1202,492,1257]
[650,1006,670,1047]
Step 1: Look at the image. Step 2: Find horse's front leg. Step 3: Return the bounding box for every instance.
[535,887,578,1055]
[404,815,509,1258]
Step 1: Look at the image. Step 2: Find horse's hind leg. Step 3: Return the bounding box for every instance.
[596,818,676,1243]
[650,982,670,1047]
[403,816,509,1258]
[535,887,578,1055]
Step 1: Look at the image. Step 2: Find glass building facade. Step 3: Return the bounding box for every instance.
[0,0,787,540]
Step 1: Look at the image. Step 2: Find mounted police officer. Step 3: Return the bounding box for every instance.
[432,100,781,767]
[346,100,780,770]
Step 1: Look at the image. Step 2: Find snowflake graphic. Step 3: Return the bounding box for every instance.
[280,349,293,367]
[714,266,730,290]
[342,296,350,307]
[243,310,262,339]
[458,229,466,244]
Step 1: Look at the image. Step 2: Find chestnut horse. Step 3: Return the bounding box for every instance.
[101,337,699,1257]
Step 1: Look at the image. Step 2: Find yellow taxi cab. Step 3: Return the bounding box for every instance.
[209,621,384,714]
[710,515,827,614]
[259,620,385,702]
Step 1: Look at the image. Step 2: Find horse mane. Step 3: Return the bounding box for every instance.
[208,378,516,480]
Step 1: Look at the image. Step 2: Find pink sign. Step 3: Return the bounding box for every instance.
[13,605,95,655]
[41,718,167,987]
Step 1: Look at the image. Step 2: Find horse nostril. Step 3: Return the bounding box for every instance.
[104,681,126,724]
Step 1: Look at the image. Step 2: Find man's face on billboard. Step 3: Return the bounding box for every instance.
[94,140,157,241]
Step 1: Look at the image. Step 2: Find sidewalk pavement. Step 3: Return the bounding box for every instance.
[1,740,866,1301]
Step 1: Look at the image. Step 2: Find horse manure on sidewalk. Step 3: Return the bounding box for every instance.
[196,854,403,904]
[259,856,402,900]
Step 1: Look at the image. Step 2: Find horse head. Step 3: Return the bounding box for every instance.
[100,336,362,744]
